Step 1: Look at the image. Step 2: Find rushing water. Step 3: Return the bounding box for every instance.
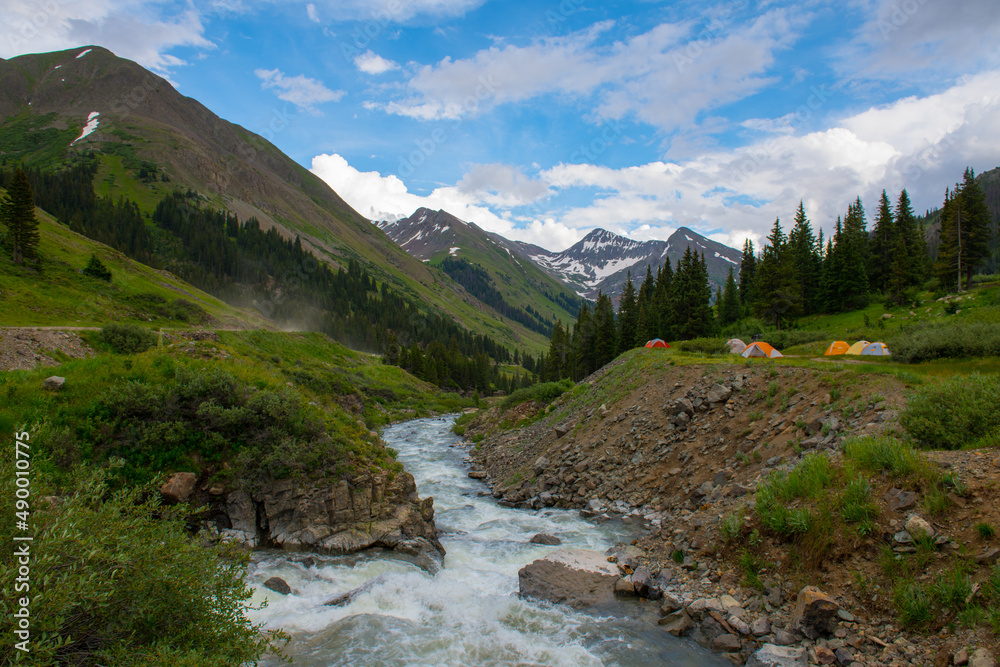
[247,415,728,666]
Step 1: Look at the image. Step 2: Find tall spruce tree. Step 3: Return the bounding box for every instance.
[754,218,801,330]
[1,168,40,263]
[869,190,895,293]
[592,292,617,369]
[654,261,674,340]
[738,239,757,317]
[839,198,870,310]
[617,272,639,351]
[934,169,990,292]
[788,202,821,314]
[894,189,927,287]
[719,266,741,325]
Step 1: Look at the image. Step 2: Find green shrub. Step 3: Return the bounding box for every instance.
[895,582,934,628]
[675,337,727,354]
[901,374,1000,449]
[0,462,285,666]
[498,379,574,411]
[887,322,1000,363]
[82,253,112,281]
[99,323,158,354]
[976,522,997,540]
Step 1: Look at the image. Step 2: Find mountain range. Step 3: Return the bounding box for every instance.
[0,46,558,351]
[378,209,742,303]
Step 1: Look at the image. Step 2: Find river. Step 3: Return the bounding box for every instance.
[247,415,728,666]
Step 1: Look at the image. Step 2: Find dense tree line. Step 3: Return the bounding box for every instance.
[0,168,40,263]
[542,166,998,380]
[0,161,152,261]
[151,191,521,391]
[542,246,715,381]
[438,256,554,335]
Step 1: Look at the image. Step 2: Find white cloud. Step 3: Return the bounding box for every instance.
[354,50,399,75]
[0,1,212,72]
[370,10,801,133]
[844,0,1000,79]
[307,0,486,22]
[314,69,1000,255]
[254,68,345,110]
[306,3,320,23]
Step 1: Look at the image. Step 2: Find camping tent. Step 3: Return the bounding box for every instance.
[726,339,747,354]
[861,342,891,356]
[741,342,783,358]
[846,340,870,355]
[824,341,849,356]
[644,338,670,348]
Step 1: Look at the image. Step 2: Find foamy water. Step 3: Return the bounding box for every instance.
[248,415,727,666]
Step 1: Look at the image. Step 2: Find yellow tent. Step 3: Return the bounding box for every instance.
[824,341,849,356]
[846,340,870,355]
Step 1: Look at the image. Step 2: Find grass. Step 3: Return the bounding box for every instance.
[901,373,1000,449]
[0,210,269,328]
[976,522,997,540]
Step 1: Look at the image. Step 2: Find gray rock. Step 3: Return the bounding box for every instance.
[630,565,654,597]
[711,633,741,652]
[773,629,798,646]
[614,577,637,597]
[905,514,934,540]
[883,488,919,512]
[659,609,695,636]
[42,376,65,390]
[529,533,562,545]
[706,384,733,404]
[969,648,997,667]
[672,411,691,427]
[834,647,854,666]
[746,644,807,667]
[534,456,551,474]
[751,616,770,637]
[518,548,619,608]
[660,594,683,615]
[893,530,914,544]
[263,576,291,595]
[976,547,1000,565]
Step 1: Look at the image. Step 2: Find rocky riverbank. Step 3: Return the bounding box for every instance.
[464,356,1000,666]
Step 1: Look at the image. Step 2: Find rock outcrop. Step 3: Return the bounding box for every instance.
[218,469,443,567]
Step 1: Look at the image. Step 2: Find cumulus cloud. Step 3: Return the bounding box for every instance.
[370,10,801,133]
[354,50,399,75]
[0,0,212,72]
[314,69,1000,254]
[255,68,345,110]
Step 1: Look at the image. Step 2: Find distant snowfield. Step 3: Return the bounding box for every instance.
[76,49,92,59]
[449,247,460,256]
[71,112,100,145]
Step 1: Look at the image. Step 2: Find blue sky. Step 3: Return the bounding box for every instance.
[5,0,1000,251]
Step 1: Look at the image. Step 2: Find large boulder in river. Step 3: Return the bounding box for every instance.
[221,469,444,567]
[518,548,620,608]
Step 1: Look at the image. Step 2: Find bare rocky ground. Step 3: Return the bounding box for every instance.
[465,357,1000,667]
[0,327,94,371]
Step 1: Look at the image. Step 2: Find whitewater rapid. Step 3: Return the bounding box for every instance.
[246,415,727,666]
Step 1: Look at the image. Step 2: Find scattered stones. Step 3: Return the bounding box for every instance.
[263,577,291,595]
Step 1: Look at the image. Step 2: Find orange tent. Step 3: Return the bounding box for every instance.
[824,341,849,356]
[644,338,670,348]
[741,342,783,358]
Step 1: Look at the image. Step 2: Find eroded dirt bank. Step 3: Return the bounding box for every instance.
[464,355,1000,666]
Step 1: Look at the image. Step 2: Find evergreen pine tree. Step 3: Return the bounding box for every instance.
[788,202,821,314]
[82,253,112,281]
[653,261,674,340]
[1,168,40,263]
[754,218,801,330]
[839,198,870,310]
[617,271,639,351]
[738,239,757,316]
[894,189,925,287]
[959,168,992,286]
[869,190,895,293]
[592,293,617,369]
[719,266,741,325]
